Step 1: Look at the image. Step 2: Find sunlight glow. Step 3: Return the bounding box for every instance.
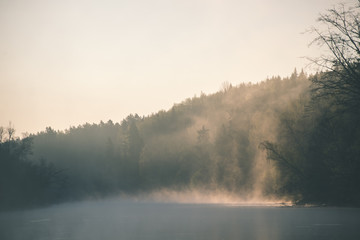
[132,189,293,207]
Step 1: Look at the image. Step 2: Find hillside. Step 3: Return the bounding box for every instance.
[2,68,360,210]
[29,71,309,202]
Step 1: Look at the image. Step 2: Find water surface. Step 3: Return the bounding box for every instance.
[1,200,359,240]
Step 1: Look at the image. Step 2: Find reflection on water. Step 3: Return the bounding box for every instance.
[0,200,359,240]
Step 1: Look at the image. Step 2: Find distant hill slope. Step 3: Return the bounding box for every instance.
[5,68,359,208]
[30,70,310,201]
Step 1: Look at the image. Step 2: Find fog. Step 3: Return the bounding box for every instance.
[131,189,291,206]
[2,68,359,209]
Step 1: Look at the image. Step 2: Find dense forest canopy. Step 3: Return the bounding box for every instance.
[1,1,359,210]
[1,71,310,209]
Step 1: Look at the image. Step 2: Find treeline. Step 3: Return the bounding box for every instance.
[1,69,359,210]
[1,70,310,210]
[0,127,65,210]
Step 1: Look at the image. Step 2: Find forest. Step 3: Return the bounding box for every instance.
[1,2,359,210]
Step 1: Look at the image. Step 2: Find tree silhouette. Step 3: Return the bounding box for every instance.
[309,1,360,112]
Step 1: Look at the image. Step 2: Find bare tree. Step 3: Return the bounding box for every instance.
[7,122,15,141]
[308,1,360,111]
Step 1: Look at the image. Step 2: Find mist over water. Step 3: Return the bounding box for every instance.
[128,189,292,206]
[1,199,359,240]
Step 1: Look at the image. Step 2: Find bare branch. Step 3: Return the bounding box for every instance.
[309,2,360,113]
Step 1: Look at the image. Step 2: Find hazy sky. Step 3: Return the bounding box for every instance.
[0,0,349,134]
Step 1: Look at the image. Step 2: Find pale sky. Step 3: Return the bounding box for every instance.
[0,0,350,135]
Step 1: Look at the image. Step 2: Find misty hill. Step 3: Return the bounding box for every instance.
[29,71,309,201]
[1,69,360,210]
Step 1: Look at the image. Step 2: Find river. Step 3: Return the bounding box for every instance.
[1,200,359,240]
